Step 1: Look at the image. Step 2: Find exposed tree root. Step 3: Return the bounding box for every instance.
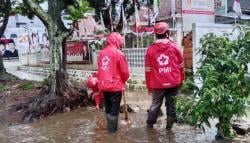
[13,70,91,123]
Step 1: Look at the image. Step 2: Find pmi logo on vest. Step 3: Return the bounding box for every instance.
[101,56,110,70]
[157,54,172,73]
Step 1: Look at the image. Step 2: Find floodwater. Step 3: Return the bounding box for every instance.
[0,91,249,143]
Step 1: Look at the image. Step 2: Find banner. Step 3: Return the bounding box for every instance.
[182,0,215,31]
[215,0,227,15]
[66,41,91,63]
[4,27,49,54]
[157,0,171,20]
[0,38,19,60]
[233,0,242,17]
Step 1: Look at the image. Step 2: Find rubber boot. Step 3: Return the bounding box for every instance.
[147,123,153,129]
[106,114,118,133]
[166,116,175,130]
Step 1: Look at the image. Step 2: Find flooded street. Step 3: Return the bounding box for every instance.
[0,91,249,143]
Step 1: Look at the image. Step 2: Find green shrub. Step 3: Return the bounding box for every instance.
[20,82,34,90]
[176,96,196,125]
[177,27,250,139]
[0,84,7,92]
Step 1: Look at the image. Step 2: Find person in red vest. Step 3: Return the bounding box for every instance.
[145,22,185,130]
[97,32,130,133]
[86,72,103,110]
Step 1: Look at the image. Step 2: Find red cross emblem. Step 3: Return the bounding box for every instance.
[157,54,169,66]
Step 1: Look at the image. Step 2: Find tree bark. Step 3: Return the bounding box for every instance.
[0,0,11,37]
[0,55,5,74]
[0,0,11,79]
[47,28,65,88]
[23,0,68,86]
[15,0,91,123]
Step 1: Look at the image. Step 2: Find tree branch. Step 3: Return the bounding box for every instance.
[0,0,11,37]
[23,0,50,27]
[48,0,69,33]
[0,0,11,74]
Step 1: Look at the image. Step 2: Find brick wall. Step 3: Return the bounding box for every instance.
[183,32,193,69]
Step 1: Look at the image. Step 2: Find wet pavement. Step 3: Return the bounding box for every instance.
[1,108,249,143]
[2,65,250,143]
[7,70,46,81]
[0,91,249,143]
[5,63,46,81]
[0,108,216,143]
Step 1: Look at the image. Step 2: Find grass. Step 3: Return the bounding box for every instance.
[19,82,34,90]
[42,78,49,86]
[0,84,7,92]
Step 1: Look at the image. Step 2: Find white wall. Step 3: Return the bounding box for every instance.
[192,22,249,86]
[192,23,238,74]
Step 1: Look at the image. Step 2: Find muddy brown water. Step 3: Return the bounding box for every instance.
[0,91,249,143]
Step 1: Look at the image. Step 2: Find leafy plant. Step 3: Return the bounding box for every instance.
[89,39,106,50]
[176,96,196,125]
[0,84,7,92]
[142,35,155,48]
[177,27,250,139]
[19,82,34,90]
[42,78,49,86]
[64,0,93,22]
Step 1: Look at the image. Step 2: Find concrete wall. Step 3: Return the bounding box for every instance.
[17,66,146,91]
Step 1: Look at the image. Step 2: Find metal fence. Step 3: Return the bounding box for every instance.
[32,48,147,75]
[122,48,146,68]
[96,48,147,74]
[123,48,146,74]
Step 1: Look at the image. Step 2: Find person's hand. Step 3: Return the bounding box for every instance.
[96,105,100,111]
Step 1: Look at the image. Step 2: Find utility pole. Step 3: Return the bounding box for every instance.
[147,0,150,27]
[24,27,30,67]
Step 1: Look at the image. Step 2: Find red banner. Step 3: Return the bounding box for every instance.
[66,41,90,63]
[66,41,84,56]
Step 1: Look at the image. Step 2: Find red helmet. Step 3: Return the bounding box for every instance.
[154,22,169,35]
[86,77,98,88]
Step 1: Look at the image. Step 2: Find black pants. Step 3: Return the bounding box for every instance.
[103,91,122,116]
[147,86,179,125]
